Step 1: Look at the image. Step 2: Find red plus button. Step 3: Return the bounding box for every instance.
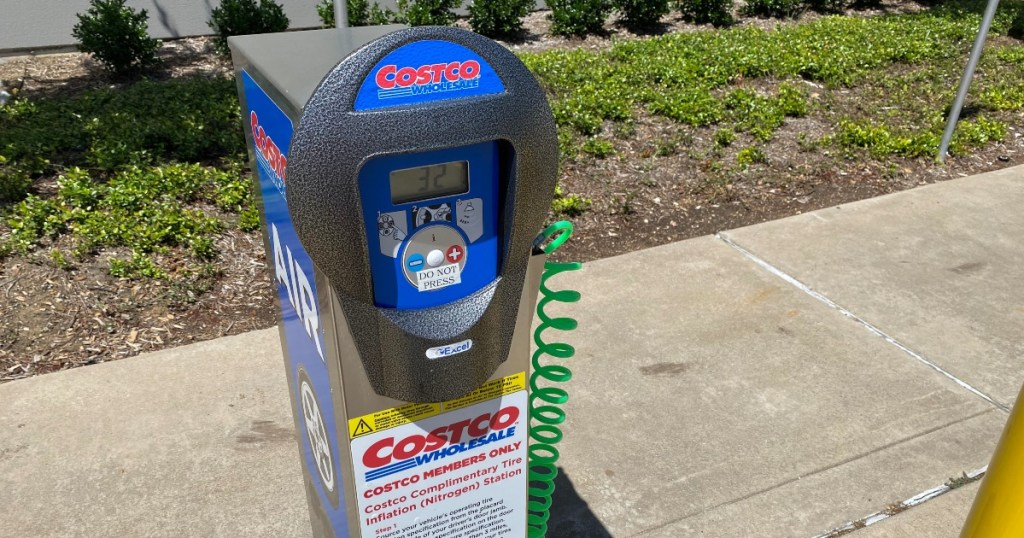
[445,245,464,264]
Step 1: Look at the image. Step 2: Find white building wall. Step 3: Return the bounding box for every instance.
[0,0,547,54]
[0,0,332,52]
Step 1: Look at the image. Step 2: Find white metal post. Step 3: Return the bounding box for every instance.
[938,0,1001,162]
[334,0,349,27]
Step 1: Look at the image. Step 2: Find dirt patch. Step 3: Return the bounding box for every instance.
[0,229,275,381]
[549,106,1022,263]
[0,37,230,98]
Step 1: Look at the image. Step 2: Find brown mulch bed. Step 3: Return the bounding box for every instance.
[1,9,1022,383]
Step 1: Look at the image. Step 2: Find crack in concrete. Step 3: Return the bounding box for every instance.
[628,408,996,536]
[810,467,986,537]
[716,233,1009,413]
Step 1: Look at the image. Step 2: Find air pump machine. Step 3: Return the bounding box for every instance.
[230,26,579,537]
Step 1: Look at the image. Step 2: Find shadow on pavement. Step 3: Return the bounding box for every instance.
[545,467,613,537]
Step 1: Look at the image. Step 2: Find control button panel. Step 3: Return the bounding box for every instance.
[360,141,500,309]
[402,225,467,291]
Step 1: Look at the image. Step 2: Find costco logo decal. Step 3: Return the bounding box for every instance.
[374,61,481,100]
[360,405,519,481]
[250,111,287,195]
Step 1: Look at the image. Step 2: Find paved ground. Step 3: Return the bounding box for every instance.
[2,165,1021,537]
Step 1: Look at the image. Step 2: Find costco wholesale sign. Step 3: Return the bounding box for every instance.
[351,391,528,537]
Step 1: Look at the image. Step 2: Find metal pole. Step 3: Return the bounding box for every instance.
[938,0,1000,162]
[334,0,349,28]
[961,383,1024,536]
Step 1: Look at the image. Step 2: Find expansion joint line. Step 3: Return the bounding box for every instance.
[716,233,1008,413]
[811,467,987,537]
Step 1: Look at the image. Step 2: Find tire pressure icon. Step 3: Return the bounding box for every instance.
[378,213,405,241]
[298,369,339,508]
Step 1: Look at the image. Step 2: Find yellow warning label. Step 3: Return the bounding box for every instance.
[348,402,439,439]
[442,371,526,412]
[351,419,374,437]
[347,372,526,439]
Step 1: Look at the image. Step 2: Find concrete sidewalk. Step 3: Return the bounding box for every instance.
[2,165,1022,537]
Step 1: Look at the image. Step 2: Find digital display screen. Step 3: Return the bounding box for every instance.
[390,161,469,204]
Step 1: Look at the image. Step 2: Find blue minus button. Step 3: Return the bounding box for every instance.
[406,253,425,272]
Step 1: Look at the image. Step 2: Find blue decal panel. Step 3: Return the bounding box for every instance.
[242,71,349,537]
[354,40,505,111]
[360,142,500,309]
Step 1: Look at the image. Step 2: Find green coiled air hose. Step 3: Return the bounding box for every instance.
[527,221,582,538]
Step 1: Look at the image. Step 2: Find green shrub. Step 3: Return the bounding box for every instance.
[722,85,806,141]
[736,146,767,165]
[675,0,733,25]
[1010,6,1024,40]
[524,12,984,139]
[582,137,615,157]
[834,120,938,157]
[109,250,166,279]
[239,207,262,231]
[551,185,592,216]
[647,88,723,126]
[317,0,394,26]
[557,126,581,160]
[49,249,74,270]
[949,116,1007,154]
[777,82,808,116]
[978,83,1024,111]
[317,0,330,25]
[0,78,243,172]
[714,128,736,147]
[349,0,371,24]
[72,0,160,78]
[469,0,534,38]
[397,0,462,25]
[615,0,670,29]
[1,164,254,273]
[547,0,612,36]
[369,3,398,23]
[805,0,847,13]
[740,0,801,18]
[317,0,341,25]
[209,0,290,54]
[0,163,33,203]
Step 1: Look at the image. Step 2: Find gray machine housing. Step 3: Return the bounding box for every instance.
[231,26,555,536]
[286,27,557,403]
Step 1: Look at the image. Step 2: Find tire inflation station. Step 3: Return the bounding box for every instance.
[230,26,579,537]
